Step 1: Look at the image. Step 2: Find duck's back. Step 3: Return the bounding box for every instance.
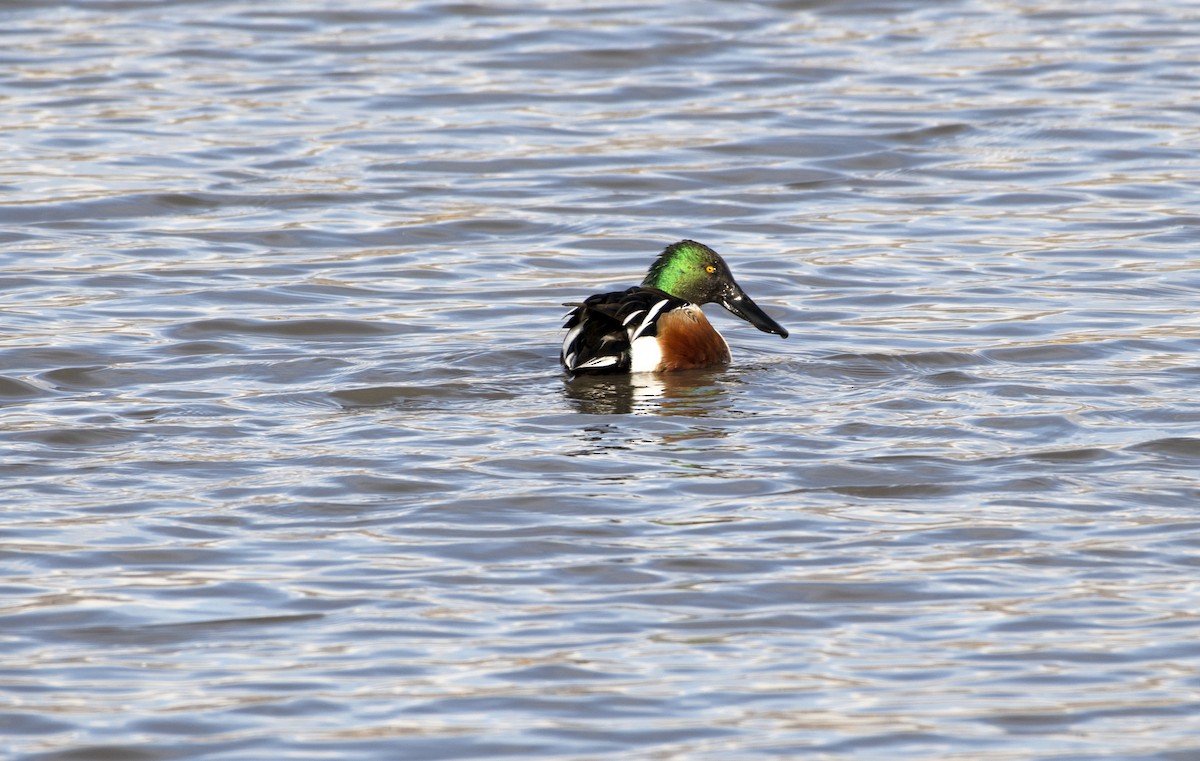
[561,287,685,374]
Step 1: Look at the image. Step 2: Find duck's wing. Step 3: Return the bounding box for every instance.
[560,287,683,374]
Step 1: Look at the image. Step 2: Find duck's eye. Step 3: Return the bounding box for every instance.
[705,265,716,274]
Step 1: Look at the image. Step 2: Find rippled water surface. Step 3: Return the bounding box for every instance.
[4,1,1200,758]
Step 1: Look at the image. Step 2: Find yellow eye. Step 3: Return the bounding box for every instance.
[705,265,716,274]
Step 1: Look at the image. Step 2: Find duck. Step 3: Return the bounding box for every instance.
[560,240,788,374]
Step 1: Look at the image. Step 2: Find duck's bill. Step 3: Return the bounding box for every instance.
[721,287,788,338]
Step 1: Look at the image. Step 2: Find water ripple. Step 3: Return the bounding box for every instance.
[3,1,1200,759]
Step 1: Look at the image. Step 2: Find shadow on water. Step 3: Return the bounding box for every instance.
[562,369,732,416]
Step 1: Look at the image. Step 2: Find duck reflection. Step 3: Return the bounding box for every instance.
[562,368,731,416]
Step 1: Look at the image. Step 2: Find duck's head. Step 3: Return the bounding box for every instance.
[641,240,788,338]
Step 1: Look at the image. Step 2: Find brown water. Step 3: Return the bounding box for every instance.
[3,1,1200,759]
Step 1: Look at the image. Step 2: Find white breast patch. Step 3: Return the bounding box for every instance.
[628,334,663,373]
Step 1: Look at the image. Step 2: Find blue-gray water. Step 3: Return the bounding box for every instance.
[3,1,1200,759]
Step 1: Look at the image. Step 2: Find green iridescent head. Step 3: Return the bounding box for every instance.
[641,240,788,338]
[642,240,729,302]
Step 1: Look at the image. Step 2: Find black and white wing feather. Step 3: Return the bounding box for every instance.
[560,287,683,375]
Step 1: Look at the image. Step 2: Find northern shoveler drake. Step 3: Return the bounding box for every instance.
[560,240,788,375]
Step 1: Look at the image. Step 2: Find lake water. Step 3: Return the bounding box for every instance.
[3,1,1200,759]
